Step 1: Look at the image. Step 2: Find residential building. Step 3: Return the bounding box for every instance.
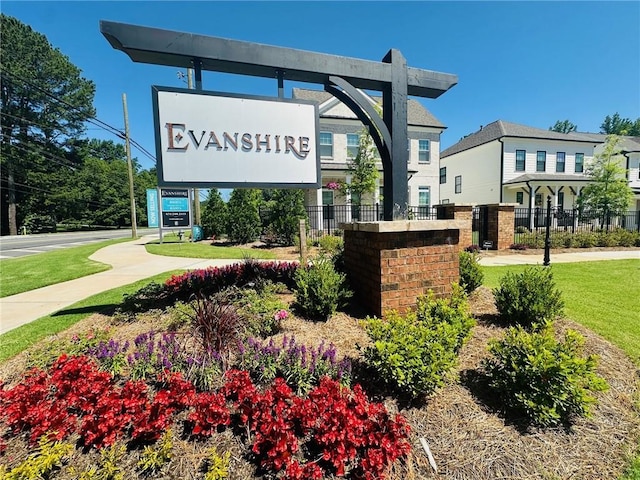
[440,120,640,211]
[291,88,445,229]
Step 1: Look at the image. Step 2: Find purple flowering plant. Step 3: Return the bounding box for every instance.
[238,334,352,394]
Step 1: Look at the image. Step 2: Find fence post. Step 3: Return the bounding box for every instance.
[298,219,307,265]
[544,196,551,266]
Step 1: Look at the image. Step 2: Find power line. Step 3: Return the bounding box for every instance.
[2,115,146,168]
[1,70,157,164]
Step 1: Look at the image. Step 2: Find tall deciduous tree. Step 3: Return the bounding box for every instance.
[338,126,380,207]
[578,135,633,218]
[549,120,577,133]
[600,113,640,136]
[0,14,95,234]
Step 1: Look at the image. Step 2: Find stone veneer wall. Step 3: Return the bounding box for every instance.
[342,221,463,318]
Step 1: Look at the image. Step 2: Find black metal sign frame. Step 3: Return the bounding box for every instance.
[100,20,457,220]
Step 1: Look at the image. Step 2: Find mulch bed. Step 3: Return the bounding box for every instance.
[1,285,638,479]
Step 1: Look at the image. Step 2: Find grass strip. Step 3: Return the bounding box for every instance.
[0,238,129,298]
[0,271,181,363]
[482,259,640,366]
[145,237,276,260]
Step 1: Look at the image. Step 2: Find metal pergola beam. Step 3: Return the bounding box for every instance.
[100,21,457,99]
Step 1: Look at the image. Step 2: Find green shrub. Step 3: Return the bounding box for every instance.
[574,231,597,248]
[361,288,474,399]
[233,282,288,337]
[493,266,564,329]
[459,250,484,293]
[483,326,608,427]
[611,228,638,247]
[317,234,344,256]
[293,255,352,320]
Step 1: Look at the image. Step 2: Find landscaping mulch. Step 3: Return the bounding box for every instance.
[1,285,638,479]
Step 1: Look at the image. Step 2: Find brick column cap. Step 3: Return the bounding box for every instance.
[340,219,466,233]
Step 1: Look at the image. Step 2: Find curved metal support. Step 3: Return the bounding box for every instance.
[324,76,392,172]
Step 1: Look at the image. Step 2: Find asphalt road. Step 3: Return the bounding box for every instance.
[0,228,154,259]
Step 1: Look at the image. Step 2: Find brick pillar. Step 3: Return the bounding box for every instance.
[436,204,473,250]
[341,220,464,317]
[486,204,516,250]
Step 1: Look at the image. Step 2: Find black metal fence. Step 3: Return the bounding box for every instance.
[513,208,640,243]
[259,204,438,243]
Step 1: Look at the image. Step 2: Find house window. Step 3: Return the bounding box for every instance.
[439,167,447,184]
[558,191,565,209]
[322,190,334,205]
[556,152,566,172]
[346,133,359,159]
[575,153,584,173]
[535,193,542,207]
[319,132,333,158]
[418,186,430,206]
[418,139,430,163]
[537,151,546,172]
[516,150,526,171]
[516,191,524,204]
[455,175,462,194]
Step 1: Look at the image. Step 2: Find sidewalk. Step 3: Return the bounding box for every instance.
[0,235,240,335]
[1,237,638,335]
[478,248,639,266]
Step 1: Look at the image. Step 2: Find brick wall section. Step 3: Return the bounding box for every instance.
[486,204,516,250]
[343,228,460,317]
[436,204,474,250]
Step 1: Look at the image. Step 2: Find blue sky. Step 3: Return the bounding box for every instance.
[3,1,639,172]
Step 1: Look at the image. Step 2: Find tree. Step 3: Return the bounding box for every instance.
[262,189,307,245]
[549,120,577,134]
[577,135,633,220]
[600,113,640,136]
[226,189,261,244]
[1,14,95,235]
[201,189,228,239]
[338,126,380,208]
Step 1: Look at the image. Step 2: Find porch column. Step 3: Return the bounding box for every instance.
[316,188,324,231]
[528,184,535,231]
[551,186,558,229]
[345,174,353,223]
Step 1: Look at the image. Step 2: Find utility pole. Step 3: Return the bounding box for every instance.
[188,68,202,225]
[122,93,138,238]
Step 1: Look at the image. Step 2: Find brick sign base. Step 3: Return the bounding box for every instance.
[341,220,464,317]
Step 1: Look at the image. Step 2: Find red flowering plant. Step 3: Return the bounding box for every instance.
[0,355,198,450]
[219,369,412,479]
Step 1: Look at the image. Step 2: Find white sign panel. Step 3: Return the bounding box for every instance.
[152,87,320,188]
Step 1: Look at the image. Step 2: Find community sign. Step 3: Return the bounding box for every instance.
[152,86,320,188]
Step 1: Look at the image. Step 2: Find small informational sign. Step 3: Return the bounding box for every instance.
[146,189,159,228]
[160,188,190,228]
[482,240,494,250]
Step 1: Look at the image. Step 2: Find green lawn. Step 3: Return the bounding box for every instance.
[0,271,181,363]
[145,236,276,260]
[0,238,129,298]
[482,260,640,366]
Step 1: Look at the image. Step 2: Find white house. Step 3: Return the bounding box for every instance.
[440,120,634,211]
[291,88,445,229]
